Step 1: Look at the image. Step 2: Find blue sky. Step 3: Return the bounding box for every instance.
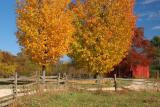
[0,0,160,55]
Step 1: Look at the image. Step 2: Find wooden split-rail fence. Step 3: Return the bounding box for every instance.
[1,73,159,107]
[0,73,67,107]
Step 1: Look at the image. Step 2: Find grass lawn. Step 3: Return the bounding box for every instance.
[15,90,160,107]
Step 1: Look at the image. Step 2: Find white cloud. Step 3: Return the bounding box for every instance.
[137,11,160,20]
[137,18,142,21]
[137,12,149,18]
[141,0,160,5]
[152,26,160,30]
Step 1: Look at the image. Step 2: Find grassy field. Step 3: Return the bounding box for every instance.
[15,90,160,107]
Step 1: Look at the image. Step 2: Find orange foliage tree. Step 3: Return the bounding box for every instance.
[69,0,136,74]
[16,0,74,82]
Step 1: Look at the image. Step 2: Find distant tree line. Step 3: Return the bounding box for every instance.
[0,50,39,77]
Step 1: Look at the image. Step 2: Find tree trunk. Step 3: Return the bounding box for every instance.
[96,73,101,90]
[42,65,46,84]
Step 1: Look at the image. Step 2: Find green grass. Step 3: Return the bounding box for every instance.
[16,90,160,107]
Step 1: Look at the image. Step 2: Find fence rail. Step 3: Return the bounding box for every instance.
[0,94,14,107]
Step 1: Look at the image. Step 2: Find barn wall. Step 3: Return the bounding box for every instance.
[132,65,149,78]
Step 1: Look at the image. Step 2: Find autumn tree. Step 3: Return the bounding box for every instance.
[129,28,154,66]
[16,0,74,82]
[69,0,136,74]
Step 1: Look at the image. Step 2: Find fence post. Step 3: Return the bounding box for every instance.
[35,71,39,84]
[13,72,18,99]
[156,71,159,79]
[64,73,68,87]
[57,73,61,86]
[114,74,117,92]
[35,71,38,84]
[35,71,40,92]
[42,70,45,84]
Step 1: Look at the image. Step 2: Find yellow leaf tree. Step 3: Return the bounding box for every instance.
[16,0,74,82]
[69,0,136,74]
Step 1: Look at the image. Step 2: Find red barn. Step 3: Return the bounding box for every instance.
[106,64,150,79]
[131,65,150,78]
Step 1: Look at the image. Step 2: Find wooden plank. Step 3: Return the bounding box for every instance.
[0,99,14,107]
[0,94,14,101]
[0,96,14,103]
[0,94,14,107]
[45,76,58,79]
[45,79,57,82]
